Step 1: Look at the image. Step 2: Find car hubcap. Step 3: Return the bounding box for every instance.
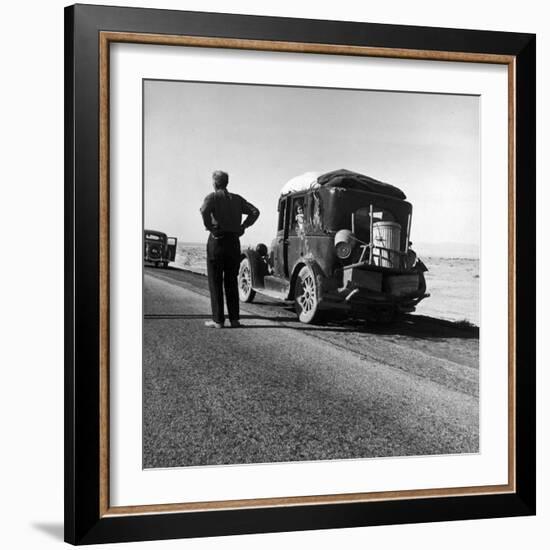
[240,264,251,295]
[298,274,316,313]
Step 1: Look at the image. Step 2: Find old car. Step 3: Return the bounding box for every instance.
[238,169,429,323]
[143,229,177,268]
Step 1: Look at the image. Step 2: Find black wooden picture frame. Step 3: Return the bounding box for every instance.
[65,3,536,545]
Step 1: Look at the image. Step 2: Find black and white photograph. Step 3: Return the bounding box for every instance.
[142,79,480,469]
[1,0,541,547]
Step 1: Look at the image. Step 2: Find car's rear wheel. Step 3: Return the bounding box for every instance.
[238,257,256,302]
[294,265,320,324]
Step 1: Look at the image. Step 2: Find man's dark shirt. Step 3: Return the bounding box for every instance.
[200,189,259,235]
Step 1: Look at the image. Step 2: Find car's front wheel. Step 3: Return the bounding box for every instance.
[294,265,320,324]
[238,257,256,302]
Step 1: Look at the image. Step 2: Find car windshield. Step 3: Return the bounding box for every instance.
[323,189,411,243]
[353,208,396,243]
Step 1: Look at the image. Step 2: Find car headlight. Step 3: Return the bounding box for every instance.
[255,243,268,257]
[334,229,356,260]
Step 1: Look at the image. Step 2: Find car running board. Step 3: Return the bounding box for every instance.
[260,275,291,300]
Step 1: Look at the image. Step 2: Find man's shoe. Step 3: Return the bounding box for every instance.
[204,320,224,329]
[229,320,242,328]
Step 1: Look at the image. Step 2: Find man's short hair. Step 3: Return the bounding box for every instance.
[212,170,229,189]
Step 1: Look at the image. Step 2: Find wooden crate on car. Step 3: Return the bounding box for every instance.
[385,274,419,297]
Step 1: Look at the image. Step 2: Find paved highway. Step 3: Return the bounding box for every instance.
[143,266,479,468]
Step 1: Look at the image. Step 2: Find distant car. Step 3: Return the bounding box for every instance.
[144,230,177,268]
[238,169,429,323]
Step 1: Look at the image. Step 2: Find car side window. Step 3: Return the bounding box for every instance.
[277,199,286,231]
[291,197,306,235]
[309,192,322,232]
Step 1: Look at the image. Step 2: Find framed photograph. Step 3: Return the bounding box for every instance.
[64,4,536,545]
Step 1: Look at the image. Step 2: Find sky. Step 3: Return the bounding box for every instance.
[144,79,480,256]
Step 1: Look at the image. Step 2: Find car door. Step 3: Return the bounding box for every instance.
[287,195,306,275]
[272,197,290,278]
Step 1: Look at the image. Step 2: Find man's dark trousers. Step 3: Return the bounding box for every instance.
[206,233,240,324]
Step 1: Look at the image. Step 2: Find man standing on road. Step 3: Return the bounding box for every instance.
[200,170,260,328]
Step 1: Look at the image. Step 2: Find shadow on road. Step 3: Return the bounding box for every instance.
[328,314,478,340]
[145,266,478,340]
[144,312,478,340]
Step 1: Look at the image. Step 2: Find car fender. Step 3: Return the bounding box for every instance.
[416,268,427,295]
[415,258,428,273]
[241,248,267,288]
[288,258,328,302]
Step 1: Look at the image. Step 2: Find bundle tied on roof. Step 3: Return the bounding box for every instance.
[280,169,406,200]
